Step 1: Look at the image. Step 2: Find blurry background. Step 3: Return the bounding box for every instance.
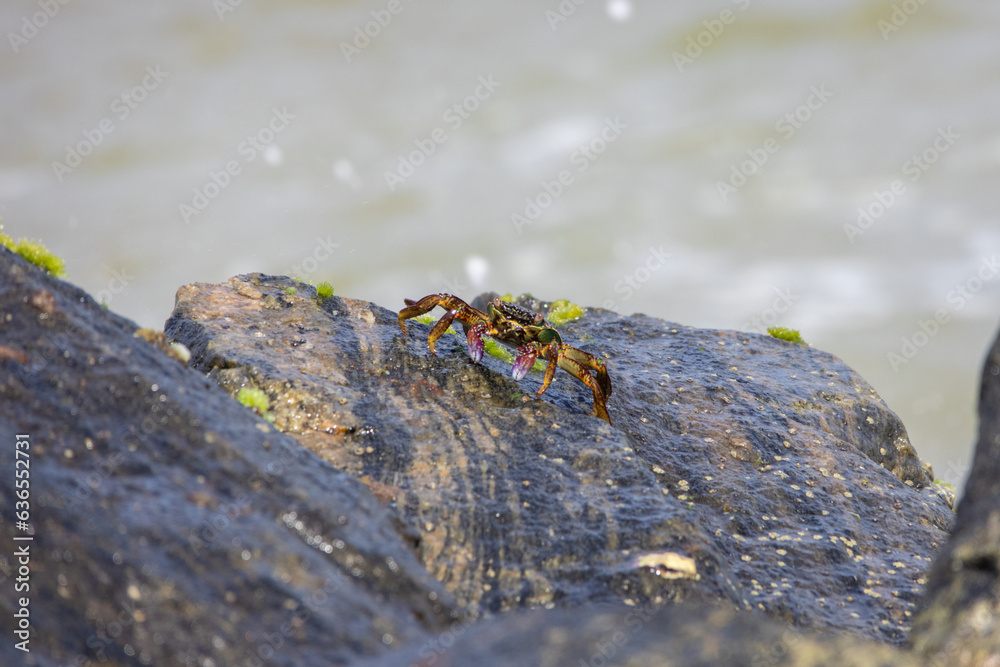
[2,0,997,491]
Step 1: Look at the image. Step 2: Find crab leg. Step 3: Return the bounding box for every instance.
[559,346,612,400]
[512,344,540,381]
[398,293,492,360]
[524,343,612,423]
[466,322,488,363]
[425,310,459,356]
[535,345,560,393]
[556,352,611,423]
[398,294,446,334]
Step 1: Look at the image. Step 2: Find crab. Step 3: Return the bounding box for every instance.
[398,294,612,423]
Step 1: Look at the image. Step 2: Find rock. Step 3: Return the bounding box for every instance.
[910,324,1000,664]
[1,248,959,666]
[164,275,952,645]
[0,248,459,666]
[359,603,925,667]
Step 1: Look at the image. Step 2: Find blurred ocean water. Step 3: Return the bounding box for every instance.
[3,0,999,490]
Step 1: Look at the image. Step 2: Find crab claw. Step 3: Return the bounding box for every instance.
[512,347,538,381]
[466,325,485,363]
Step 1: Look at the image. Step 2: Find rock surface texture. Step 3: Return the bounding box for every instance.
[0,251,458,666]
[911,323,1000,665]
[360,604,926,667]
[165,275,951,642]
[0,252,974,666]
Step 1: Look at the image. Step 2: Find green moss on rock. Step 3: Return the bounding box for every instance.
[547,300,584,326]
[767,326,807,345]
[1,230,66,278]
[237,387,274,422]
[315,282,334,300]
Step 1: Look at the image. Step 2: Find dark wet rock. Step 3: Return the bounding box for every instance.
[1,248,961,667]
[164,274,953,646]
[0,248,458,666]
[911,323,1000,665]
[360,603,925,667]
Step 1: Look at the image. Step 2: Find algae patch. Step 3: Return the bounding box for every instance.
[237,387,274,422]
[315,281,334,300]
[767,327,807,345]
[0,228,66,278]
[547,299,585,326]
